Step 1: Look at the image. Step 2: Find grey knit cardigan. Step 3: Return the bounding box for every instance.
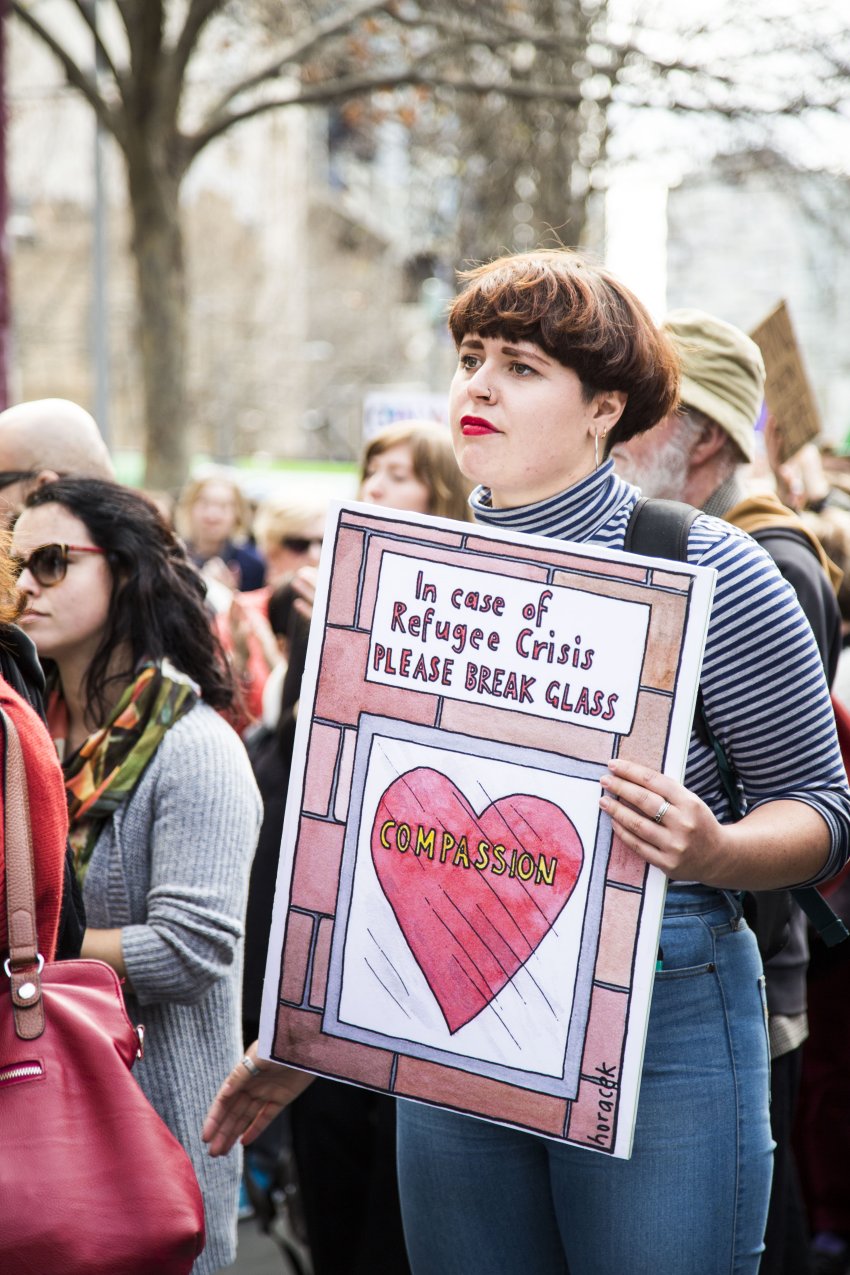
[82,702,263,1274]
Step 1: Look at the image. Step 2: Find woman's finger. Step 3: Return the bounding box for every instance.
[203,1088,275,1156]
[601,765,680,827]
[202,1048,314,1156]
[600,790,676,847]
[605,757,676,798]
[600,777,674,825]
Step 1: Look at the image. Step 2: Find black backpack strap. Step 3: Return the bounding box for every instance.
[696,695,847,946]
[792,887,848,946]
[623,497,699,561]
[624,498,712,746]
[625,498,848,947]
[695,694,743,817]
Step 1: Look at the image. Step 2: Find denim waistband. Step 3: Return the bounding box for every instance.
[662,882,744,921]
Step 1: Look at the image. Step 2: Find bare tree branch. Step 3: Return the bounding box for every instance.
[814,46,850,78]
[10,1,120,140]
[385,3,588,59]
[202,0,393,121]
[188,67,585,160]
[616,84,846,120]
[172,0,221,75]
[612,38,850,115]
[160,0,223,126]
[615,44,758,94]
[172,0,224,84]
[68,0,124,88]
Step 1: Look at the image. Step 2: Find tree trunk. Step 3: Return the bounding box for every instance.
[443,0,596,266]
[125,139,188,491]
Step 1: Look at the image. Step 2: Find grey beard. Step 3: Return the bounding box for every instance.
[613,434,692,501]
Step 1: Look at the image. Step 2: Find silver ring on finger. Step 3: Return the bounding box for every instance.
[241,1054,261,1078]
[652,798,671,825]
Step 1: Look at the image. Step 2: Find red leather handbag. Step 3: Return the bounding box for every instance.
[0,707,206,1274]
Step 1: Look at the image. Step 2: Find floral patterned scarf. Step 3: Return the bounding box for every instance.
[48,661,198,882]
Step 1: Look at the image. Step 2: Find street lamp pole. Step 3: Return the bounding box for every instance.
[88,0,110,445]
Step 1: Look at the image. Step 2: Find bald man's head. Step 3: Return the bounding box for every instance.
[0,398,114,522]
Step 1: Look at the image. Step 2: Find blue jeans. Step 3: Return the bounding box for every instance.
[396,886,773,1275]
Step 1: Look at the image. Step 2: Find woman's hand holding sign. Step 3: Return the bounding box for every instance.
[600,759,734,885]
[600,757,830,890]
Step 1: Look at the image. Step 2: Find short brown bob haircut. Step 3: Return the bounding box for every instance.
[361,420,473,523]
[448,250,680,449]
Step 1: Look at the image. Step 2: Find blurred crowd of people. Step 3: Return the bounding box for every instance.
[4,250,850,1275]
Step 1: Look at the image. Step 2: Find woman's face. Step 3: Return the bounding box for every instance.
[263,512,326,588]
[12,503,113,667]
[449,333,625,509]
[190,479,239,548]
[359,442,432,514]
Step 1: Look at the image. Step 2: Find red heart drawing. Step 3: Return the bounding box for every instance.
[371,767,583,1033]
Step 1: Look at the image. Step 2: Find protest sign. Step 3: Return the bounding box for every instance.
[259,503,715,1159]
[750,300,821,463]
[362,391,448,441]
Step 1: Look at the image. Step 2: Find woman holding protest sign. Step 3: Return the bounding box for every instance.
[204,250,850,1274]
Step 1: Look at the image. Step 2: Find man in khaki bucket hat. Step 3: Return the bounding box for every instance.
[611,307,763,503]
[613,306,841,1275]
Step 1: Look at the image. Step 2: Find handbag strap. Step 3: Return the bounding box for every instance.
[1,704,46,1038]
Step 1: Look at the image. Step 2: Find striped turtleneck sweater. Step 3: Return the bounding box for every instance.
[470,460,850,885]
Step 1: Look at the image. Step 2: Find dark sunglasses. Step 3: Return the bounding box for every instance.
[12,542,106,587]
[281,536,323,554]
[0,470,38,493]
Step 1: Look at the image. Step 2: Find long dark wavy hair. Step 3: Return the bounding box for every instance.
[24,478,235,719]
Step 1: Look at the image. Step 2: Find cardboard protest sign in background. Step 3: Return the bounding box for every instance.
[750,299,822,463]
[259,504,714,1159]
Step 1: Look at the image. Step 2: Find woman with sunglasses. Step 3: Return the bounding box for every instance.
[0,529,69,970]
[12,478,262,1275]
[253,497,326,587]
[205,250,850,1275]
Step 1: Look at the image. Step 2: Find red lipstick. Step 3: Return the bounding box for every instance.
[461,415,497,436]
